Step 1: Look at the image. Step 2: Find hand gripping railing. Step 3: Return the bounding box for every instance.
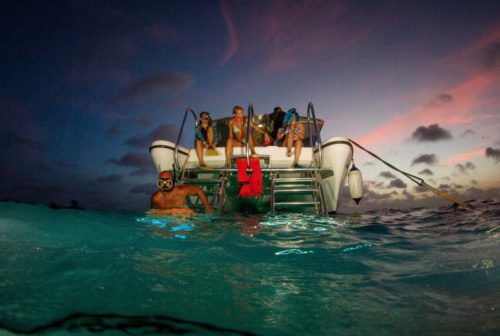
[306,102,323,168]
[244,103,255,166]
[174,107,198,170]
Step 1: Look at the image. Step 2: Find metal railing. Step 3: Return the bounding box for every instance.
[244,103,255,166]
[306,102,323,168]
[174,107,198,170]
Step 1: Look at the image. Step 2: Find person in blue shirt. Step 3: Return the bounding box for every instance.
[195,111,217,168]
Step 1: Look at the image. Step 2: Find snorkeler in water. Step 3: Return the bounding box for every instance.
[151,170,213,212]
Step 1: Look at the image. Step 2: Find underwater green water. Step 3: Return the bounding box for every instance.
[0,201,498,335]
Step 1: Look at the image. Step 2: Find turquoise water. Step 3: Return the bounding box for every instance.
[0,200,498,335]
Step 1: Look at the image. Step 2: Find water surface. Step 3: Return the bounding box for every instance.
[0,200,498,335]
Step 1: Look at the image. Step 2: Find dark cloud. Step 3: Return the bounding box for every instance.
[451,183,464,189]
[411,124,452,142]
[438,184,452,193]
[97,173,124,183]
[53,160,77,168]
[107,71,195,106]
[482,42,500,71]
[129,167,155,176]
[401,190,415,201]
[130,183,155,195]
[0,130,45,151]
[107,122,123,137]
[418,168,433,176]
[456,161,476,174]
[411,154,438,166]
[389,178,407,189]
[485,147,500,163]
[441,176,451,181]
[426,94,453,108]
[413,185,430,193]
[364,189,398,201]
[470,179,478,186]
[106,116,151,137]
[379,171,395,179]
[125,124,180,148]
[459,129,475,138]
[107,152,151,168]
[363,161,375,166]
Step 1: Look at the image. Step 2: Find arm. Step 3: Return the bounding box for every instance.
[228,119,234,140]
[185,185,214,212]
[150,192,159,209]
[250,120,267,136]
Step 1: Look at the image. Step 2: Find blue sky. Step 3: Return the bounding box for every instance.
[1,0,499,211]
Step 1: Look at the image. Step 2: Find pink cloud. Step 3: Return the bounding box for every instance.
[357,71,500,147]
[443,149,484,165]
[219,0,238,66]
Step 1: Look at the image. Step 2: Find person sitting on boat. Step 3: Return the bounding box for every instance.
[269,106,285,144]
[195,111,217,168]
[151,170,213,213]
[283,108,305,168]
[225,105,270,167]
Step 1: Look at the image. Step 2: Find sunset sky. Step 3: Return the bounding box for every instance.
[1,0,499,212]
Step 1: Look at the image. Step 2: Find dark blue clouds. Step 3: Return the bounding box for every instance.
[411,154,438,166]
[107,71,194,106]
[411,124,452,142]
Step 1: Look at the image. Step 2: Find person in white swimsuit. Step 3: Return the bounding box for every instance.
[225,105,270,167]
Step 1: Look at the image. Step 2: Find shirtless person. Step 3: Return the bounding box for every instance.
[151,171,213,212]
[225,105,270,167]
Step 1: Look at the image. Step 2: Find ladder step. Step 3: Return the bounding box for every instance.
[274,201,320,206]
[274,184,315,188]
[274,189,317,193]
[274,178,316,183]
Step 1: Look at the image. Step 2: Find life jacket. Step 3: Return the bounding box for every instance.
[237,158,262,197]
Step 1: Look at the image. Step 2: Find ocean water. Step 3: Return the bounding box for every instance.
[0,200,498,336]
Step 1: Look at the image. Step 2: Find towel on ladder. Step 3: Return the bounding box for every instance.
[237,158,262,197]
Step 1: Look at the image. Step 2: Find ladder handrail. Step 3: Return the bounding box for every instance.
[174,107,198,170]
[244,103,255,166]
[307,102,323,168]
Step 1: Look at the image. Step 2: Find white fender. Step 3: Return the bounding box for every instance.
[348,164,363,204]
[318,136,353,213]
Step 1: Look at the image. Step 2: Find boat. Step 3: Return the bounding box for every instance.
[149,103,360,215]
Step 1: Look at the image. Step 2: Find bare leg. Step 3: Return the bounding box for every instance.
[208,127,214,148]
[293,140,303,165]
[225,139,233,167]
[195,140,204,166]
[286,133,293,156]
[249,136,257,155]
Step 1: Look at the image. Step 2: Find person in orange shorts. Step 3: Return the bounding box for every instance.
[151,171,213,212]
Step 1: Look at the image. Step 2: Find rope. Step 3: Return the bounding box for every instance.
[348,138,471,209]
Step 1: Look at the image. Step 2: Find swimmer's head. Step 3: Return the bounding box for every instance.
[157,171,175,192]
